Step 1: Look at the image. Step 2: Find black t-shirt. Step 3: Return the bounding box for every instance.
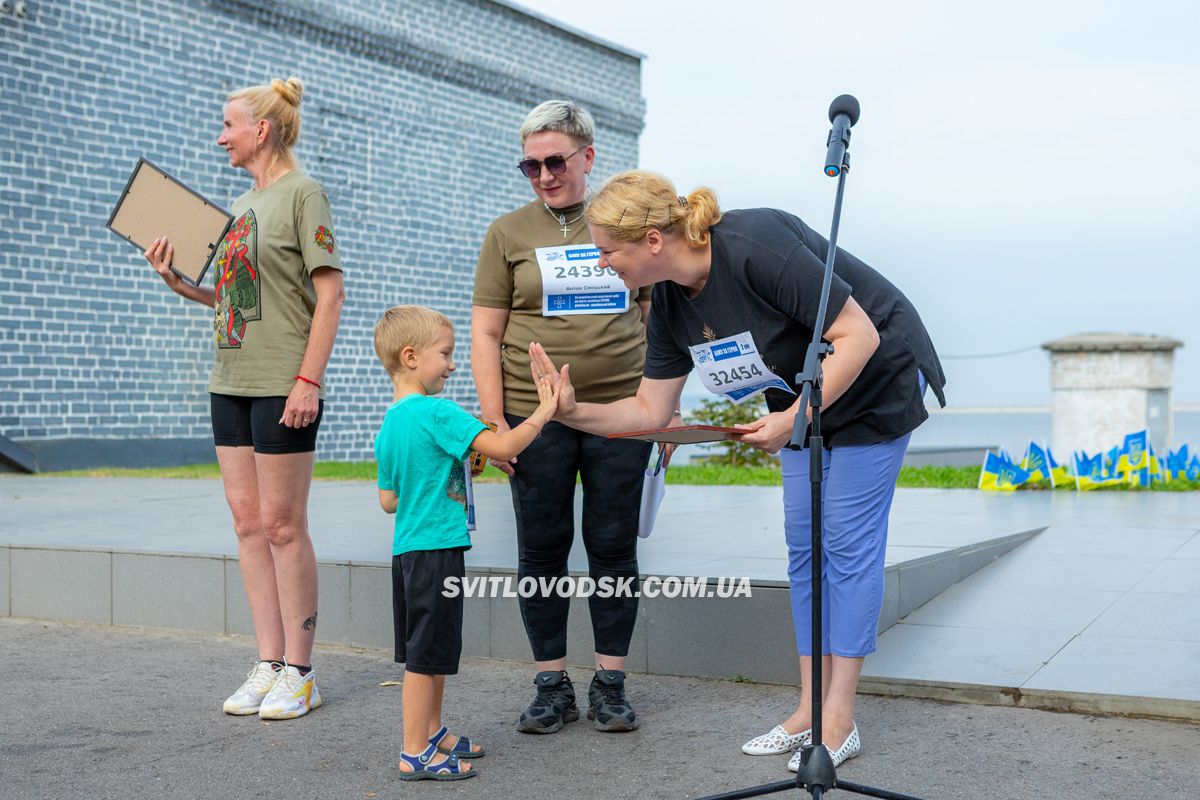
[644,208,946,447]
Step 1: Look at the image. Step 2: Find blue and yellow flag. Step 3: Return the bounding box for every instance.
[1046,446,1071,486]
[1104,446,1124,480]
[1021,441,1053,485]
[1119,430,1149,471]
[1119,431,1151,486]
[1073,451,1108,491]
[980,451,1030,491]
[1166,445,1191,480]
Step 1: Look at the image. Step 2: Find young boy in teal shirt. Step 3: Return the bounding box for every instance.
[373,305,559,781]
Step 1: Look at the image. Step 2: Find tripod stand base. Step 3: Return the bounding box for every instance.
[793,743,837,793]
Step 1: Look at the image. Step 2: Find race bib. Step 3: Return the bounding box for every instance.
[536,244,630,316]
[688,331,795,404]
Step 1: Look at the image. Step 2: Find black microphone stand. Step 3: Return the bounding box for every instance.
[696,99,927,800]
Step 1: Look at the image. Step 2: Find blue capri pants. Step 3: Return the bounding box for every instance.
[780,432,911,658]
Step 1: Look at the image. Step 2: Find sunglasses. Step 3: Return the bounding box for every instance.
[517,146,585,178]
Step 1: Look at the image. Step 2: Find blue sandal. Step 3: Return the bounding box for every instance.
[398,743,476,781]
[428,725,486,759]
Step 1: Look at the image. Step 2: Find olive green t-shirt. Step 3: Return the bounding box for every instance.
[209,170,342,398]
[472,200,652,416]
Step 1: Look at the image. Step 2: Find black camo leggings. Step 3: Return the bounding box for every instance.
[506,413,651,661]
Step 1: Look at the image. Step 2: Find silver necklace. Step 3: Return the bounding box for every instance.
[544,203,586,239]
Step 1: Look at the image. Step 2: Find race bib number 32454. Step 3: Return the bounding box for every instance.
[688,331,794,404]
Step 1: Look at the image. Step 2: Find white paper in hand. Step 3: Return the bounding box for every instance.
[638,449,668,539]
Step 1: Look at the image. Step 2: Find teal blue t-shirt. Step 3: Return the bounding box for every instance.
[374,394,488,556]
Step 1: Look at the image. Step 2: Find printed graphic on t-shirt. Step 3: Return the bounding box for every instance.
[313,224,336,254]
[214,211,261,349]
[446,459,467,507]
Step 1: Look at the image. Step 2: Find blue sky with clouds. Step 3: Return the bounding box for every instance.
[515,0,1200,406]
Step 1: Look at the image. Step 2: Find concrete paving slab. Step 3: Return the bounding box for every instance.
[901,580,1123,635]
[865,624,1068,686]
[1084,591,1200,643]
[112,552,224,633]
[10,547,111,624]
[643,585,794,683]
[1022,634,1200,702]
[223,558,254,637]
[349,564,391,650]
[978,549,1163,592]
[1131,557,1200,595]
[1170,530,1200,558]
[863,490,1200,718]
[1015,525,1196,558]
[314,562,352,646]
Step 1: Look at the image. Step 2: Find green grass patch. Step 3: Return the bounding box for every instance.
[32,461,506,483]
[666,464,781,486]
[37,463,225,479]
[20,461,1200,491]
[896,465,979,488]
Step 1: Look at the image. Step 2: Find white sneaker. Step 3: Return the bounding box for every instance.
[223,661,282,715]
[258,665,322,720]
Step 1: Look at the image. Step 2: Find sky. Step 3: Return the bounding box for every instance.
[515,0,1200,407]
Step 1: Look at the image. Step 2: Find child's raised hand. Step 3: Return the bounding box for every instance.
[532,367,561,422]
[529,342,576,417]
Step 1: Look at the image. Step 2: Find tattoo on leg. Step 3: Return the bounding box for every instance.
[302,612,318,631]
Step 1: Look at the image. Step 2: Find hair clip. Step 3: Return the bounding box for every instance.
[617,207,627,226]
[644,207,651,226]
[677,195,688,207]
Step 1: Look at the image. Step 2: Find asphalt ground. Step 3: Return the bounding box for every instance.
[1,618,1195,800]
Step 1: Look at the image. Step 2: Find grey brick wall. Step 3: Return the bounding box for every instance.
[0,0,643,467]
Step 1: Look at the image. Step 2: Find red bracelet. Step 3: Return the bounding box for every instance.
[295,375,322,389]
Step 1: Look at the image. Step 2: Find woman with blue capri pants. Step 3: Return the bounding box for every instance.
[527,170,945,771]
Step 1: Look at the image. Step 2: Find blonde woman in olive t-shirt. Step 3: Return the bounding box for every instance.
[144,77,344,721]
[472,101,670,735]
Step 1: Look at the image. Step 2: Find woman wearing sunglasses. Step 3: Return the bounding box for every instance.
[471,101,658,735]
[528,170,945,771]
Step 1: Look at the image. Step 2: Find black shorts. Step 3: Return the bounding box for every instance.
[392,548,465,675]
[210,393,324,454]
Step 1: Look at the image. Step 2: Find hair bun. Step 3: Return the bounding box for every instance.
[272,76,304,106]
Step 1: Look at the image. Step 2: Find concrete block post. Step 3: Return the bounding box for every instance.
[1041,333,1183,457]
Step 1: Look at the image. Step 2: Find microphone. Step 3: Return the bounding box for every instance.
[824,94,860,177]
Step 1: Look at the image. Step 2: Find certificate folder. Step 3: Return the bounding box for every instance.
[106,158,233,287]
[608,425,745,445]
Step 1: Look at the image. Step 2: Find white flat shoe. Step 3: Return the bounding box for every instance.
[742,724,812,755]
[788,723,860,771]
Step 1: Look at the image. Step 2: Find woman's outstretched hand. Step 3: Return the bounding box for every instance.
[528,342,576,419]
[734,410,801,455]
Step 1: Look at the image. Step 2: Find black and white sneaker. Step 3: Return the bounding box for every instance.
[588,669,638,732]
[516,671,579,734]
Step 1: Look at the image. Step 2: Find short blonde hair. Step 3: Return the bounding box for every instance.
[373,305,454,377]
[227,76,305,160]
[587,170,722,248]
[519,100,595,147]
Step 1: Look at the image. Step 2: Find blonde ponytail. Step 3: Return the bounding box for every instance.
[587,170,722,247]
